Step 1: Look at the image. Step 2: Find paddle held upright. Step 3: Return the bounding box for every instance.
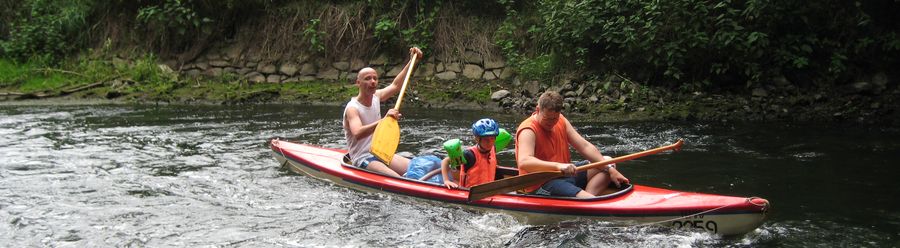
[370,52,418,164]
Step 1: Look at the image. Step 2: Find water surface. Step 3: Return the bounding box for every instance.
[1,104,898,247]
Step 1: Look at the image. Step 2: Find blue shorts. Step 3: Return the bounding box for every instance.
[534,160,590,197]
[354,153,381,169]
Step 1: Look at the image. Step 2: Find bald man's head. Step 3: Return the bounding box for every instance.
[357,67,377,81]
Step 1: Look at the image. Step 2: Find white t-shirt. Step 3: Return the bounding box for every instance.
[343,95,381,166]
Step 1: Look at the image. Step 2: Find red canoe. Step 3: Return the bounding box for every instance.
[270,139,769,235]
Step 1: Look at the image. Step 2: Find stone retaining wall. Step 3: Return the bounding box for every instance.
[180,48,515,83]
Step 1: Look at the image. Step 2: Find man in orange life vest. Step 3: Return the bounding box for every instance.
[440,118,502,189]
[515,91,629,197]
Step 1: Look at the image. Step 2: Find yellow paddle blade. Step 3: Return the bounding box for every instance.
[370,117,400,165]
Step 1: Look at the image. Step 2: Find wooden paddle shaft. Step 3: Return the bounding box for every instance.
[393,52,417,110]
[466,139,684,202]
[573,139,683,172]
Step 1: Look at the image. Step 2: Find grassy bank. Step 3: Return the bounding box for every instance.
[3,56,898,125]
[0,56,500,108]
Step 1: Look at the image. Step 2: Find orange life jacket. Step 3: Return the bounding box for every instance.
[459,146,497,188]
[515,113,571,192]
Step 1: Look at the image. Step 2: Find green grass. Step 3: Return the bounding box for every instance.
[19,72,70,92]
[0,59,26,87]
[0,58,74,92]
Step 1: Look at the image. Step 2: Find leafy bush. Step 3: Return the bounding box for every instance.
[303,18,326,53]
[1,0,91,63]
[136,0,214,52]
[136,0,212,36]
[366,0,444,53]
[527,0,900,86]
[373,17,398,45]
[494,0,555,81]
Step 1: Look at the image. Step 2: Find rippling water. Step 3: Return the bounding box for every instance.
[1,103,898,247]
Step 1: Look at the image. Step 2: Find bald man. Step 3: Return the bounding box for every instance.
[342,47,423,177]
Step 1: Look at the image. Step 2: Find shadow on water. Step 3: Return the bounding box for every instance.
[1,104,898,247]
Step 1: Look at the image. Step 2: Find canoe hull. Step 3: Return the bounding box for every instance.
[270,139,768,235]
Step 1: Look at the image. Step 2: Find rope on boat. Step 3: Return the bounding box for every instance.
[272,138,289,168]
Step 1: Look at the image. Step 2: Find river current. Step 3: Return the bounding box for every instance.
[1,103,898,247]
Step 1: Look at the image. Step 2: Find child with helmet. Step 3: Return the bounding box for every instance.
[440,118,512,189]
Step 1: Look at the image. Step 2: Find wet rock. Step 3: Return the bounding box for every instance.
[195,62,210,71]
[774,76,792,87]
[523,81,541,97]
[333,61,350,71]
[205,68,223,77]
[283,77,300,83]
[463,64,485,79]
[224,45,243,61]
[185,69,202,77]
[318,67,340,80]
[498,68,515,79]
[299,63,317,75]
[420,63,435,77]
[206,52,223,61]
[105,91,123,99]
[752,88,768,97]
[258,63,277,74]
[266,74,282,83]
[385,65,404,77]
[850,81,874,94]
[350,58,366,71]
[608,75,623,84]
[483,71,497,80]
[209,60,230,67]
[280,63,299,76]
[485,59,505,69]
[247,72,265,83]
[872,72,888,89]
[871,102,881,109]
[464,50,483,65]
[491,90,511,101]
[446,63,462,73]
[370,54,388,66]
[435,71,457,80]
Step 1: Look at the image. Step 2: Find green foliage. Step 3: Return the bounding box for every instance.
[494,0,555,81]
[137,0,212,36]
[302,19,326,53]
[19,70,69,92]
[373,17,398,45]
[1,0,91,62]
[515,54,553,81]
[123,54,178,85]
[366,0,442,53]
[4,0,899,90]
[400,0,441,52]
[523,0,900,86]
[0,57,71,92]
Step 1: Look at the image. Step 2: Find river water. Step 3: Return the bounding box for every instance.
[1,103,898,247]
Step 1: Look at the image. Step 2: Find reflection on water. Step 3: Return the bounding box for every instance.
[1,104,898,246]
